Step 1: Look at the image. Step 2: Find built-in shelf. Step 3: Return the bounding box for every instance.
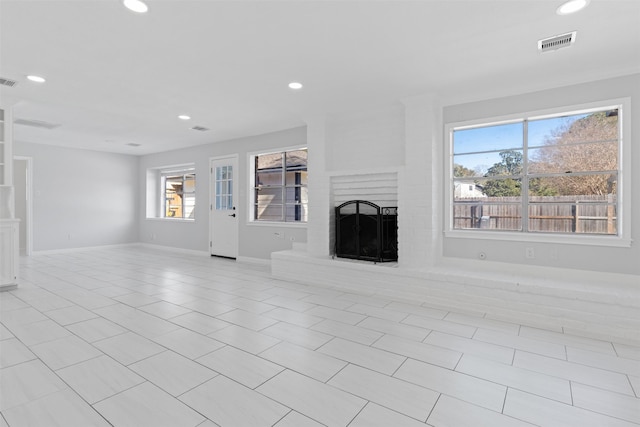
[0,106,18,290]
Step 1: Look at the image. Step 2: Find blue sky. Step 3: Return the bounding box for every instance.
[453,114,586,175]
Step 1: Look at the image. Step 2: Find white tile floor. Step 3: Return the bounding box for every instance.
[1,246,639,427]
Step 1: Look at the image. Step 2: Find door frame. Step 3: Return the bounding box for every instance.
[209,154,239,259]
[14,156,33,256]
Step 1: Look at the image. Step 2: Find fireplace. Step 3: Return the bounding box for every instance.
[334,200,398,263]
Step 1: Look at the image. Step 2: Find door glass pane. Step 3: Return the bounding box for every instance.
[215,165,234,211]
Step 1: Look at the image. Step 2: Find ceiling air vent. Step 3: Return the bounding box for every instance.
[191,126,209,132]
[0,77,18,87]
[538,31,576,52]
[14,118,61,129]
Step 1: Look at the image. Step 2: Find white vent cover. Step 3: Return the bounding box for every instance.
[14,118,61,129]
[191,126,209,132]
[0,77,18,87]
[538,31,577,52]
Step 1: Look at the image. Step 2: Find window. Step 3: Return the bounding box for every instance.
[448,104,623,237]
[161,168,195,219]
[252,148,307,222]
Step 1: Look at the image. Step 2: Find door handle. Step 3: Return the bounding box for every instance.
[229,213,236,217]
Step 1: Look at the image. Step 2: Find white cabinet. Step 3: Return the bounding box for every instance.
[0,219,19,290]
[0,108,5,184]
[0,106,18,291]
[0,106,14,186]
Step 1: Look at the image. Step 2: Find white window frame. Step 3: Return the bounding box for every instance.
[444,98,631,247]
[248,145,308,226]
[146,163,196,221]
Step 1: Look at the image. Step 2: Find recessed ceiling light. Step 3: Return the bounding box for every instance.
[288,82,303,90]
[556,0,590,15]
[123,0,148,13]
[26,75,46,83]
[178,115,191,120]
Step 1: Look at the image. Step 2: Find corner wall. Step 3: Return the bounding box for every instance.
[13,142,139,251]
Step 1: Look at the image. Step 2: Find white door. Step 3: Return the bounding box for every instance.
[210,156,238,258]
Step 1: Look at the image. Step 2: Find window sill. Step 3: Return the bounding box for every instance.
[444,229,632,248]
[145,217,195,223]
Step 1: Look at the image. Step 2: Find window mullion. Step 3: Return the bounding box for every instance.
[280,151,287,222]
[522,119,529,232]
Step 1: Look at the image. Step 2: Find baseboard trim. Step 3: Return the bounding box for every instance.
[137,243,210,257]
[237,256,270,266]
[32,243,139,255]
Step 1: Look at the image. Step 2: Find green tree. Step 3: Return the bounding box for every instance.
[482,150,522,197]
[453,163,476,178]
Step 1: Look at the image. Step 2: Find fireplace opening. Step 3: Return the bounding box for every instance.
[334,200,398,263]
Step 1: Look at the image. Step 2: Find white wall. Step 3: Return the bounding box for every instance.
[138,127,308,259]
[305,74,639,278]
[326,105,405,172]
[13,142,139,251]
[13,74,638,277]
[441,74,640,276]
[13,158,27,254]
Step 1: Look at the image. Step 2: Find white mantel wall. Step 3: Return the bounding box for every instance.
[303,74,640,277]
[305,117,330,257]
[399,94,442,268]
[306,106,405,257]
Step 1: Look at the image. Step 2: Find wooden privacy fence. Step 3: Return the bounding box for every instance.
[454,195,617,234]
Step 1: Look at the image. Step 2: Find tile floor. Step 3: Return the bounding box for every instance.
[0,246,639,427]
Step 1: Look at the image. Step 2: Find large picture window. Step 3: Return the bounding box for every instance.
[161,168,195,219]
[252,148,308,222]
[449,105,622,237]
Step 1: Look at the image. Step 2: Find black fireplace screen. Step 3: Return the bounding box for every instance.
[334,200,398,263]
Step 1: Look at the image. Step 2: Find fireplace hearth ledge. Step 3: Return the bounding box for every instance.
[271,248,640,346]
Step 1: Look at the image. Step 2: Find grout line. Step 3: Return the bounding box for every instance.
[569,381,574,406]
[625,375,638,398]
[425,393,442,424]
[501,387,509,414]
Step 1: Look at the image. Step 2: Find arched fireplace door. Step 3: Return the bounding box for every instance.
[334,200,398,263]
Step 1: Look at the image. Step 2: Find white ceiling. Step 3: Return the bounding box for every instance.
[1,0,639,155]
